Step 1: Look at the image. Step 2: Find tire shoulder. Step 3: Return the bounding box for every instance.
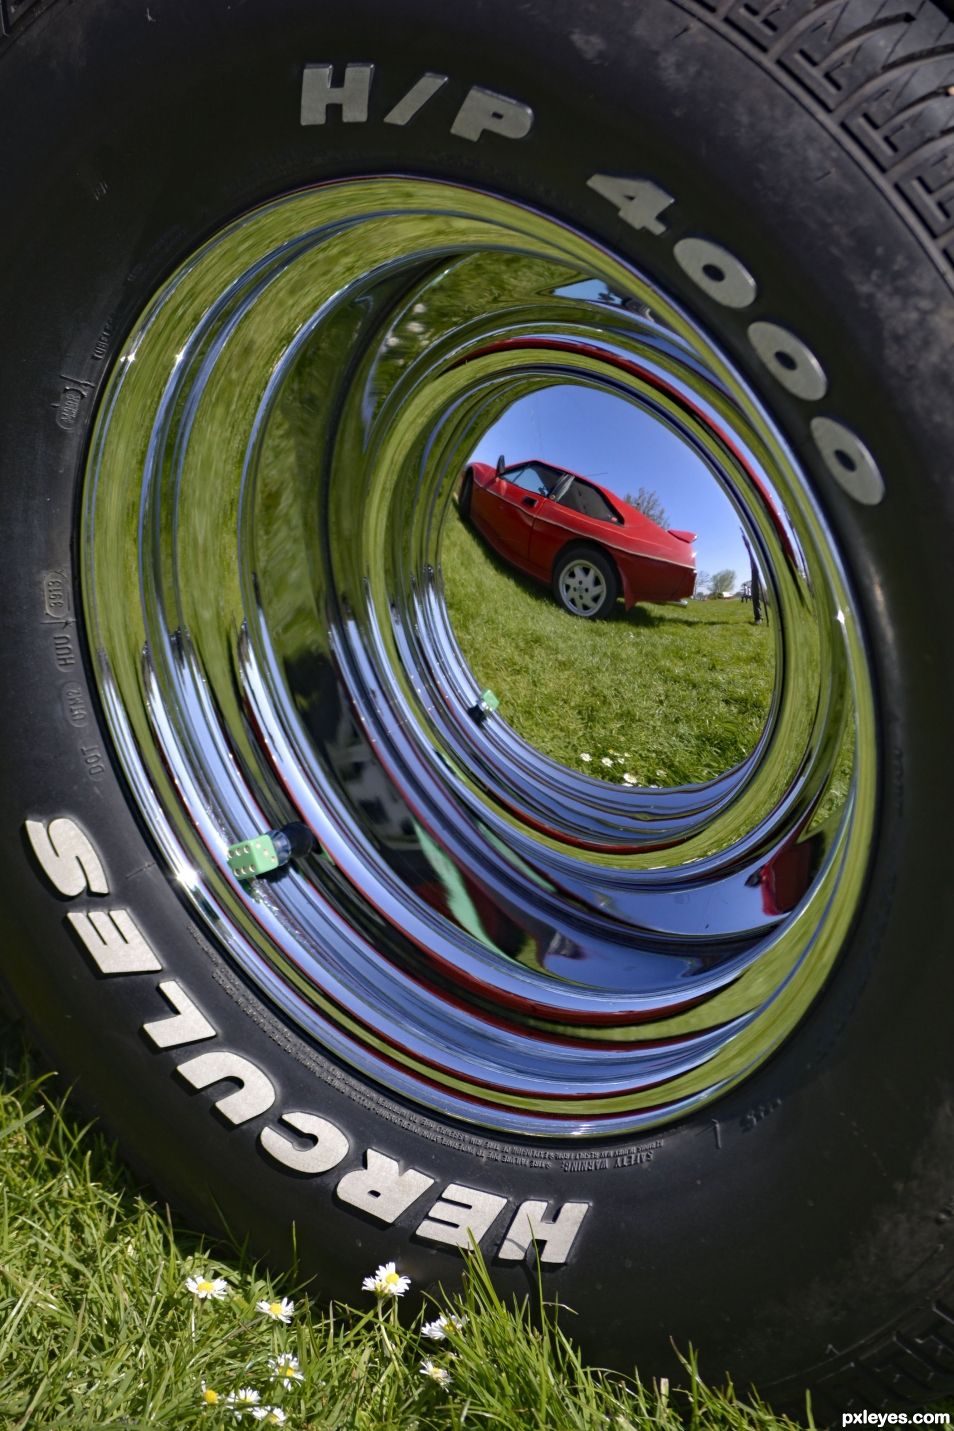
[681,0,954,290]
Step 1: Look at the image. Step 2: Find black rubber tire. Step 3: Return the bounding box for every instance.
[551,545,620,619]
[3,0,954,1414]
[458,469,474,522]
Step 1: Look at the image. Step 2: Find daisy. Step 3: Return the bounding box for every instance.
[600,756,613,767]
[256,1296,295,1323]
[268,1353,303,1389]
[421,1313,467,1340]
[361,1260,411,1297]
[199,1382,221,1407]
[226,1387,261,1420]
[622,773,638,785]
[419,1358,451,1387]
[251,1410,287,1426]
[186,1274,229,1301]
[580,753,592,762]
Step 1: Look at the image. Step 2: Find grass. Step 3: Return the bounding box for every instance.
[442,511,776,787]
[2,1013,952,1428]
[0,1015,830,1431]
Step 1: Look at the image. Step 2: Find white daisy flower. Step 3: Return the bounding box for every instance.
[600,756,613,767]
[580,753,592,762]
[421,1313,467,1340]
[251,1409,287,1426]
[268,1353,303,1389]
[186,1274,229,1300]
[622,773,638,785]
[361,1260,411,1297]
[256,1296,295,1323]
[199,1382,221,1407]
[226,1387,261,1420]
[420,1358,452,1387]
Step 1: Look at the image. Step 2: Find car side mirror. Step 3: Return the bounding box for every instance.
[495,454,506,477]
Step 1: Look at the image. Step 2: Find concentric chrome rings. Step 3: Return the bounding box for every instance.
[82,178,877,1137]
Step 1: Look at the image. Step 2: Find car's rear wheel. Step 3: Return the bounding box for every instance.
[3,0,954,1413]
[552,546,619,618]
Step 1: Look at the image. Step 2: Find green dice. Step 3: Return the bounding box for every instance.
[478,688,499,713]
[226,833,280,880]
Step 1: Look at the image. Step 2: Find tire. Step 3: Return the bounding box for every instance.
[3,0,954,1412]
[552,546,619,619]
[459,469,474,521]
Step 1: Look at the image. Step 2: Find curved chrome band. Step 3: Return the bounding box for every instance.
[82,178,876,1136]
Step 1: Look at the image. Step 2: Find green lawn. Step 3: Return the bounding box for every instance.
[442,512,775,787]
[3,1014,952,1428]
[0,1015,821,1430]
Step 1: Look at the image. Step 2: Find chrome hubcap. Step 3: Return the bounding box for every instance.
[82,177,877,1136]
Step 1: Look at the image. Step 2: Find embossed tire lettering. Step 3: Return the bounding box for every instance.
[2,0,954,1412]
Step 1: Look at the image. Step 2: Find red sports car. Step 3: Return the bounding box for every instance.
[458,457,696,618]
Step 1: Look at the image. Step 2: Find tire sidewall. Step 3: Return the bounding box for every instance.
[2,0,954,1393]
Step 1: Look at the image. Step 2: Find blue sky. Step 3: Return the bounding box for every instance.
[470,385,752,587]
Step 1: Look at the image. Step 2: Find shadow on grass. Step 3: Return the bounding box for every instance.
[449,512,553,608]
[620,604,663,628]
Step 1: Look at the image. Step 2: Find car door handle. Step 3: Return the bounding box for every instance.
[522,496,538,507]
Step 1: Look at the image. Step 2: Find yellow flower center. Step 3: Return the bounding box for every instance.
[383,1272,399,1286]
[196,1280,214,1295]
[202,1388,219,1404]
[269,1301,283,1316]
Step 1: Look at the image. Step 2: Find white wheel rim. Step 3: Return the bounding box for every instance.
[560,560,607,615]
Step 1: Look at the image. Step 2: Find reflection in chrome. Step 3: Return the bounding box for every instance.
[558,558,609,616]
[83,179,876,1136]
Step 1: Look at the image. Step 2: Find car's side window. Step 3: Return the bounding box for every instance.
[557,479,621,523]
[504,465,549,496]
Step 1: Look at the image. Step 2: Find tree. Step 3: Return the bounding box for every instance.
[624,486,669,530]
[710,568,736,596]
[695,569,711,596]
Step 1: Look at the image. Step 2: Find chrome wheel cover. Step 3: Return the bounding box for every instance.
[82,177,877,1137]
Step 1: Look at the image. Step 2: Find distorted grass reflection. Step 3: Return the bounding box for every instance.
[442,511,775,786]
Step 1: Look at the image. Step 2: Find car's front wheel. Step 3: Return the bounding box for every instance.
[552,546,619,618]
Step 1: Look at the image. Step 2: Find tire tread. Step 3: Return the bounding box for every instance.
[671,7,954,1403]
[682,0,954,279]
[0,0,57,45]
